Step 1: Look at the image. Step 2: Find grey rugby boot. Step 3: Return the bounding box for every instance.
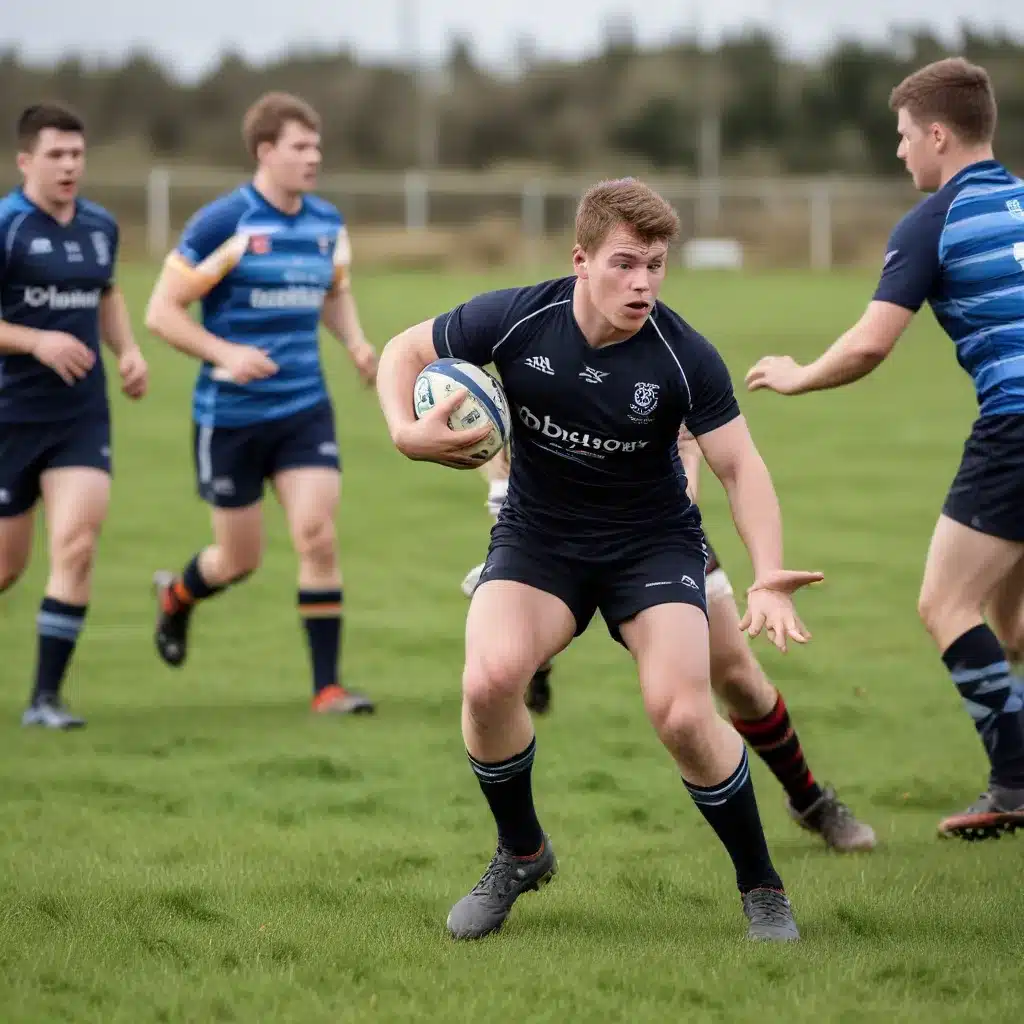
[22,698,86,730]
[788,786,877,852]
[446,837,557,939]
[742,888,800,942]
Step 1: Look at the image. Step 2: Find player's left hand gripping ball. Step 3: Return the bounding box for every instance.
[739,569,824,653]
[744,355,807,395]
[119,345,149,400]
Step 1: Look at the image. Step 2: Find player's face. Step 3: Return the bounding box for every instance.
[896,108,942,192]
[573,225,668,334]
[17,128,85,209]
[262,120,322,195]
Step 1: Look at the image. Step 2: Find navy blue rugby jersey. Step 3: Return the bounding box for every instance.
[0,188,117,423]
[432,276,740,544]
[874,160,1024,416]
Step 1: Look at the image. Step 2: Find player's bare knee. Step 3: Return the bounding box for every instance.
[293,516,337,573]
[51,524,100,587]
[644,689,716,750]
[917,584,957,639]
[462,654,531,712]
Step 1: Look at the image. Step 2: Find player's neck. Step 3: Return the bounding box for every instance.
[571,279,638,349]
[939,147,996,188]
[251,171,303,216]
[22,182,75,226]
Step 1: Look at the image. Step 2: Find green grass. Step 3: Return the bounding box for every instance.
[2,264,1022,1023]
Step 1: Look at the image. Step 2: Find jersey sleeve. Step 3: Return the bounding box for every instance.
[684,337,741,437]
[101,220,119,292]
[432,288,523,366]
[331,223,352,289]
[872,204,945,311]
[169,200,246,293]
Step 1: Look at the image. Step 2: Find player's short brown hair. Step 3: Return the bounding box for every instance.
[17,103,85,151]
[241,92,321,159]
[575,178,680,252]
[888,57,997,145]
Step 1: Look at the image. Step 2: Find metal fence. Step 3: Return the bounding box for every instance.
[1,167,921,270]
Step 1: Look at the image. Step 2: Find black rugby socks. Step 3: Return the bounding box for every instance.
[468,737,545,857]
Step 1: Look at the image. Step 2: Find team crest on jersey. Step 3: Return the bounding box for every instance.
[630,381,660,419]
[90,231,110,266]
[1007,199,1024,221]
[249,234,271,255]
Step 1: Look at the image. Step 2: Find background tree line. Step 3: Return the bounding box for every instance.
[2,25,1021,177]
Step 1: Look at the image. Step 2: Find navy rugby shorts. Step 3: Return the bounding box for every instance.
[193,400,339,509]
[0,413,111,517]
[479,520,709,645]
[942,413,1024,542]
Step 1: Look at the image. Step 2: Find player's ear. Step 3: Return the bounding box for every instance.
[15,151,30,176]
[572,244,589,279]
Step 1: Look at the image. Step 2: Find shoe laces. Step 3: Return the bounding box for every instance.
[745,889,791,925]
[471,847,525,899]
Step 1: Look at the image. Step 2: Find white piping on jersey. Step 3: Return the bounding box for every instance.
[5,211,30,263]
[491,299,571,355]
[648,314,692,406]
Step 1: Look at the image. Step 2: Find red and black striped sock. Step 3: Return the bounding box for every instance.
[731,690,824,814]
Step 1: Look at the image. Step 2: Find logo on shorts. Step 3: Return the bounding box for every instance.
[630,382,660,420]
[318,442,338,457]
[680,575,698,590]
[211,477,235,496]
[1007,199,1024,221]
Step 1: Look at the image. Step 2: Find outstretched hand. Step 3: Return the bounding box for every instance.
[738,569,824,653]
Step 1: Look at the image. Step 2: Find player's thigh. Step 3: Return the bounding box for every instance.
[0,424,43,579]
[0,510,35,586]
[620,602,713,734]
[39,467,111,567]
[274,467,340,552]
[604,541,712,709]
[919,513,1024,620]
[464,578,576,702]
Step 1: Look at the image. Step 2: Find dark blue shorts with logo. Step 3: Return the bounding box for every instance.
[192,400,340,509]
[480,516,709,646]
[0,413,111,517]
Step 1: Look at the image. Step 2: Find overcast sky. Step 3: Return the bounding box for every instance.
[3,0,1021,79]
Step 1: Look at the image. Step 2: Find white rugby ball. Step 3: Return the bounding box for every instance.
[413,358,511,466]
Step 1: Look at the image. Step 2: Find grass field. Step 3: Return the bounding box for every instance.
[2,263,1022,1023]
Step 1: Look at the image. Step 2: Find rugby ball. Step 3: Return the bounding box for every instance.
[413,358,510,466]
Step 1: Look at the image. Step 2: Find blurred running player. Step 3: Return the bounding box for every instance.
[461,431,876,853]
[144,92,377,714]
[747,58,1024,840]
[378,177,824,942]
[0,103,148,729]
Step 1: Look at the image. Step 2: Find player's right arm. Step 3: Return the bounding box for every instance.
[376,318,491,467]
[377,288,519,467]
[143,204,277,385]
